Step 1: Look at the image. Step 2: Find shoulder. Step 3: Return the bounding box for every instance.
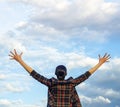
[66,77,73,80]
[50,77,57,81]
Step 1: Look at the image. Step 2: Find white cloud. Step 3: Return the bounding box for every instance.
[0,99,12,107]
[66,52,97,69]
[0,99,40,107]
[15,21,28,30]
[77,83,120,99]
[80,95,111,104]
[94,96,111,104]
[0,73,31,93]
[0,34,26,52]
[0,74,6,80]
[105,89,120,98]
[111,58,120,69]
[22,47,96,71]
[5,83,26,92]
[94,57,120,82]
[77,82,88,90]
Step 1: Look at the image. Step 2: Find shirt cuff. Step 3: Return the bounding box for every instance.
[30,70,37,76]
[85,71,91,78]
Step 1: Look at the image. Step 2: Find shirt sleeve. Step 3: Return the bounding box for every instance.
[72,71,91,86]
[30,70,51,87]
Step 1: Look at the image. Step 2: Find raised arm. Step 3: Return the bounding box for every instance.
[9,49,33,74]
[89,53,111,74]
[72,53,111,86]
[9,49,52,87]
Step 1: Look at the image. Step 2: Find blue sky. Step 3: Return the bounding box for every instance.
[0,0,120,107]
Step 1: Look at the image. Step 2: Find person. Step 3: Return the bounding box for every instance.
[9,49,111,107]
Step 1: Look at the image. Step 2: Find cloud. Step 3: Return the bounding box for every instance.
[105,89,120,98]
[92,57,120,85]
[96,88,120,99]
[0,99,12,107]
[8,0,119,43]
[15,21,28,30]
[0,99,41,107]
[94,96,111,104]
[66,52,97,69]
[77,82,120,99]
[1,0,120,46]
[7,44,113,73]
[15,21,67,43]
[24,0,120,32]
[0,34,26,51]
[5,83,27,93]
[0,74,6,80]
[0,1,120,107]
[0,72,32,93]
[80,95,111,104]
[22,47,97,71]
[0,81,30,93]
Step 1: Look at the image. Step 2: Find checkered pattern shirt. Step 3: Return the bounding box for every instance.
[30,70,91,107]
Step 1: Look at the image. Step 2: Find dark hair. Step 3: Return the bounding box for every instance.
[55,65,67,75]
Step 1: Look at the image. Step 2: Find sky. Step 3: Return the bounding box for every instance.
[0,0,120,107]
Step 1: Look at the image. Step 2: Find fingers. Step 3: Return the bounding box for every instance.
[9,49,24,62]
[102,53,111,59]
[9,50,15,58]
[99,53,109,58]
[8,54,13,57]
[9,49,23,59]
[104,53,111,59]
[14,49,17,55]
[98,54,101,59]
[103,53,111,62]
[107,54,110,57]
[8,53,15,60]
[20,52,23,56]
[9,49,17,56]
[10,51,15,56]
[103,53,107,57]
[9,49,20,56]
[99,53,111,62]
[106,54,111,59]
[9,51,14,58]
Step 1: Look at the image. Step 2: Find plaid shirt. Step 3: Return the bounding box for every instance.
[30,70,91,107]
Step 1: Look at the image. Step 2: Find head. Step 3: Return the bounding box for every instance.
[55,65,67,80]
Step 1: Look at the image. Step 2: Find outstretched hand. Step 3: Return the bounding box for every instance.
[89,53,111,74]
[9,49,23,62]
[98,53,111,64]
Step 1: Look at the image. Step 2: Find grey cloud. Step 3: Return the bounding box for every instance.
[28,0,120,32]
[12,0,120,43]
